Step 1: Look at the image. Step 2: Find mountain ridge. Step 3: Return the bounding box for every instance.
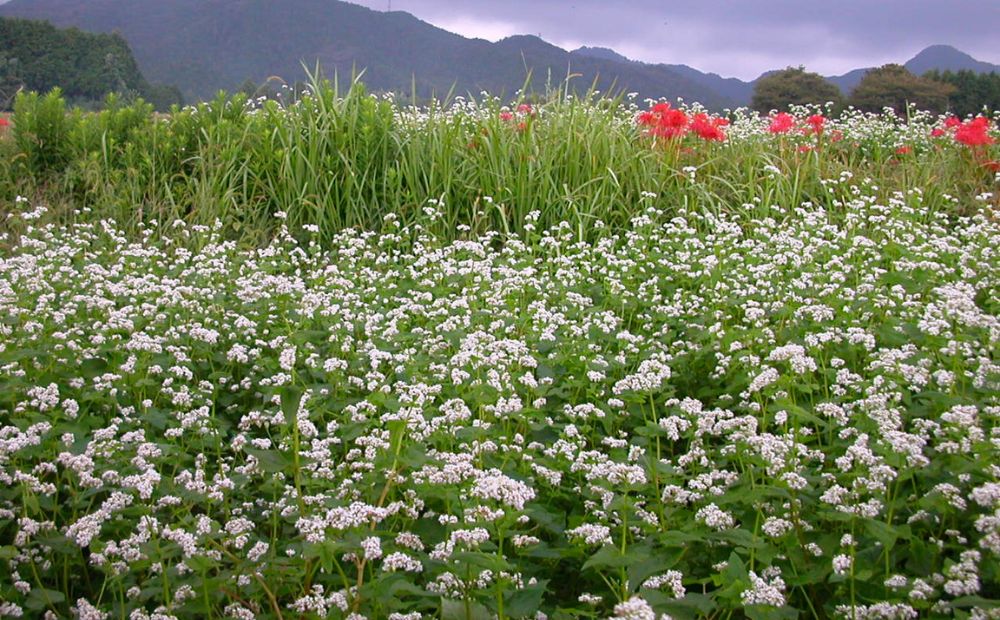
[0,0,735,107]
[0,0,997,108]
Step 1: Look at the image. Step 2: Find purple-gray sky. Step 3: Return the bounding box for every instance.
[349,0,1000,80]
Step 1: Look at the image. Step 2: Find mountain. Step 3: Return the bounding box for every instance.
[575,43,1000,106]
[572,46,754,105]
[904,44,1000,76]
[571,46,632,64]
[0,0,734,108]
[0,16,180,109]
[0,0,995,110]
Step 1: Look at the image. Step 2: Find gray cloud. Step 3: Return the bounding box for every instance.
[351,0,1000,79]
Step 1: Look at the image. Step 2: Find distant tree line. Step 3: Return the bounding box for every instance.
[752,64,1000,117]
[0,17,182,111]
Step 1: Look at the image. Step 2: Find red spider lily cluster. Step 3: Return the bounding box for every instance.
[499,103,535,132]
[0,117,9,129]
[930,115,999,172]
[767,112,833,138]
[767,112,841,153]
[931,116,995,146]
[637,103,729,142]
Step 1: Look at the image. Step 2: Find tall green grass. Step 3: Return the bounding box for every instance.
[0,75,996,244]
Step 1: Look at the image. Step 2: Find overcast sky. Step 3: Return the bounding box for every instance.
[350,0,1000,80]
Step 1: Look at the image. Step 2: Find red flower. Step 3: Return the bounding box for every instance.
[954,116,995,147]
[982,160,1000,173]
[516,103,534,115]
[690,112,727,141]
[943,116,961,129]
[797,144,813,153]
[804,114,826,136]
[895,145,911,155]
[499,111,514,122]
[930,128,946,137]
[637,102,689,139]
[0,117,8,128]
[768,112,795,134]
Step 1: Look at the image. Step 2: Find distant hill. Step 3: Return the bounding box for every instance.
[0,0,995,110]
[0,16,180,109]
[0,0,735,108]
[576,43,1000,107]
[905,44,1000,77]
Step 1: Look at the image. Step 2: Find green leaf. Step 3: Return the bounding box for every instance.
[951,596,1000,609]
[505,580,548,618]
[441,598,493,620]
[582,545,629,571]
[243,447,292,473]
[25,588,66,612]
[744,605,800,620]
[280,385,304,420]
[863,518,909,551]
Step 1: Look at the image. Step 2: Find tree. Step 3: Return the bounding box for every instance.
[751,66,842,113]
[924,69,1000,117]
[848,64,954,115]
[0,52,23,109]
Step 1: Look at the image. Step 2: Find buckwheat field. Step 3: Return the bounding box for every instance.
[0,84,997,619]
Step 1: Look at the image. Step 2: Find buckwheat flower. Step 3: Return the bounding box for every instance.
[382,551,422,572]
[642,570,685,598]
[944,550,981,596]
[471,470,536,510]
[610,595,657,620]
[832,554,852,575]
[247,541,269,563]
[579,593,602,606]
[361,536,382,560]
[761,517,794,538]
[224,603,256,620]
[746,367,779,394]
[566,523,612,546]
[740,571,786,606]
[511,535,540,547]
[884,575,908,589]
[394,531,425,551]
[74,599,108,620]
[279,345,296,372]
[695,504,735,530]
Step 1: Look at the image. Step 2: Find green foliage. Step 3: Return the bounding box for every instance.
[1,79,996,245]
[848,64,954,115]
[12,88,70,175]
[751,66,843,113]
[924,69,1000,117]
[0,17,181,111]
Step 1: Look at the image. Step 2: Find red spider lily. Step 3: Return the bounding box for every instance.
[499,111,514,122]
[768,112,795,134]
[930,128,946,137]
[954,116,995,147]
[516,103,535,116]
[636,102,689,139]
[0,117,9,128]
[804,114,826,136]
[944,116,962,129]
[829,129,843,143]
[983,160,1000,173]
[895,145,911,155]
[797,144,813,153]
[690,112,728,141]
[637,103,727,142]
